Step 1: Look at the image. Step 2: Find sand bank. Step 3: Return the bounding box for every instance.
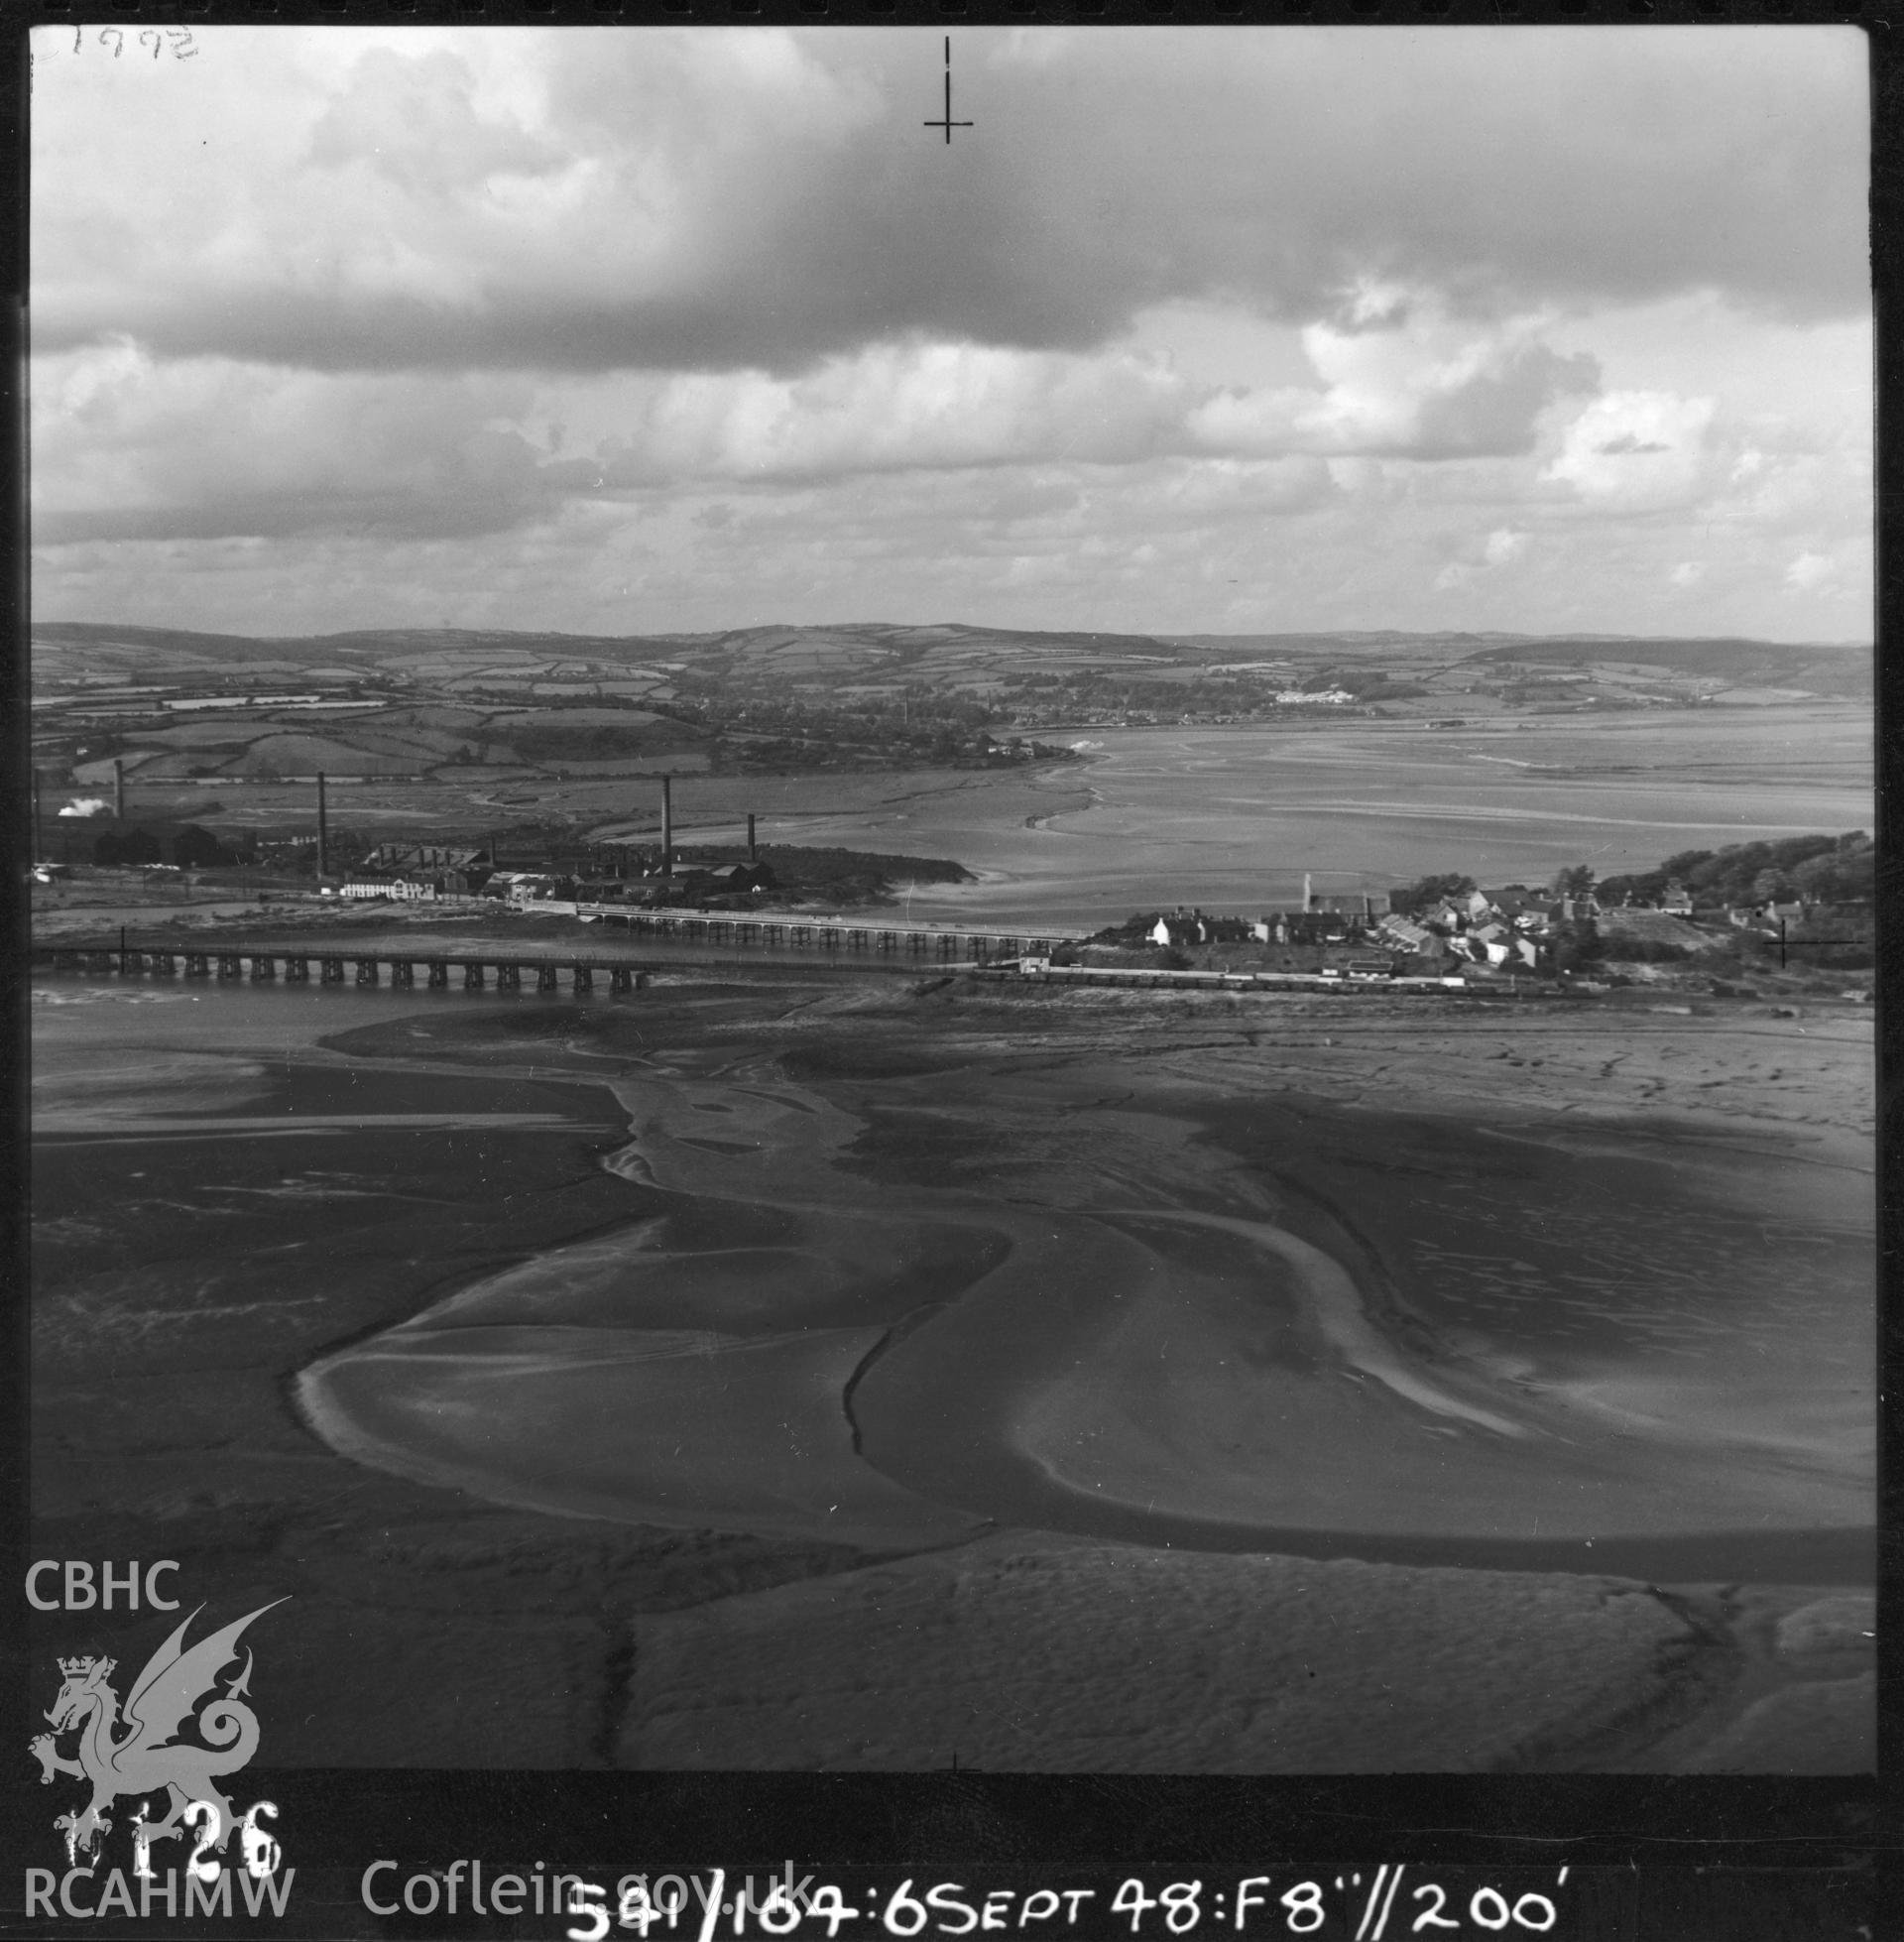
[33,970,1875,1769]
[298,983,1870,1581]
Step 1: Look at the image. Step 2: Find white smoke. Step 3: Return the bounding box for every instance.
[59,797,108,817]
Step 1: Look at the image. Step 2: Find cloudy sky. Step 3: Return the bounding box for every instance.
[32,25,1870,642]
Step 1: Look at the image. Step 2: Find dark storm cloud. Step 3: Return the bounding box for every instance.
[34,27,1868,377]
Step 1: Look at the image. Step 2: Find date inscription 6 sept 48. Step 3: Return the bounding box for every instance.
[611,1868,1570,1939]
[882,1873,1564,1939]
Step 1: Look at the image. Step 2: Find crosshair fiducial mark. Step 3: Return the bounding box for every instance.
[925,36,973,145]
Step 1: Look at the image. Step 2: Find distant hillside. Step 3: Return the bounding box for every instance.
[29,621,691,671]
[1457,636,1870,697]
[31,619,1870,699]
[30,618,1192,685]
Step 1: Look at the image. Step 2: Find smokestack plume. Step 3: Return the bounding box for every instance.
[316,772,329,879]
[660,775,673,870]
[113,758,125,822]
[747,812,757,864]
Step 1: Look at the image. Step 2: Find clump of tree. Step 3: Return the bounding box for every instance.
[88,822,255,869]
[746,845,972,890]
[1094,913,1162,945]
[92,827,163,866]
[172,824,250,869]
[506,721,709,765]
[1388,872,1477,914]
[1549,916,1601,975]
[1333,669,1430,701]
[1597,831,1872,910]
[666,844,973,905]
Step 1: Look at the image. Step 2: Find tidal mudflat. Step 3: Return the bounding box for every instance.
[30,971,1874,1770]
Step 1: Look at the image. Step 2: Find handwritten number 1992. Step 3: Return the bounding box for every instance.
[73,27,197,60]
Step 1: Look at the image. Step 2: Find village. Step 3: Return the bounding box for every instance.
[1085,830,1876,994]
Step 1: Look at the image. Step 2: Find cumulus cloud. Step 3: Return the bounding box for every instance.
[574,341,1195,485]
[26,24,1872,644]
[304,46,569,201]
[1433,526,1530,591]
[32,27,1869,377]
[33,327,1531,546]
[1190,293,1600,461]
[1542,391,1717,509]
[32,342,552,544]
[1784,549,1836,591]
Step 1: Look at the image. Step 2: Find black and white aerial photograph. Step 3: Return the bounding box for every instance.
[25,17,1874,1813]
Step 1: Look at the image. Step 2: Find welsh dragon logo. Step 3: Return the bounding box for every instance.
[30,1601,285,1868]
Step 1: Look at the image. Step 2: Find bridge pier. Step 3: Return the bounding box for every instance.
[34,917,1091,996]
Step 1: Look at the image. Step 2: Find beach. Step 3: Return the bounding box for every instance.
[29,963,1874,1771]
